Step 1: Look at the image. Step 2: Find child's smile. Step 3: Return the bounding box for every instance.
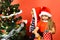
[41,15,49,20]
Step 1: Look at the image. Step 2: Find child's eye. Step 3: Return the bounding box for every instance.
[41,15,44,16]
[45,15,48,17]
[42,15,48,17]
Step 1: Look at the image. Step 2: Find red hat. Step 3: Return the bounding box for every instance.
[39,7,52,17]
[32,7,41,19]
[32,7,41,26]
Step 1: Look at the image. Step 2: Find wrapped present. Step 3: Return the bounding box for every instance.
[43,32,52,40]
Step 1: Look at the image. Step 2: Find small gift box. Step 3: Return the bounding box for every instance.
[43,32,52,40]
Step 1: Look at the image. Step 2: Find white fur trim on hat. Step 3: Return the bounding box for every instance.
[39,11,52,17]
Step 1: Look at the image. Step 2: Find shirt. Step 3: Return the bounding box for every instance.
[37,21,48,32]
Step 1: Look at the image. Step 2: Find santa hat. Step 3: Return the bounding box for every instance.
[32,7,41,26]
[39,7,52,17]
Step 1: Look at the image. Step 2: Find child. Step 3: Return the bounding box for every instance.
[33,7,56,40]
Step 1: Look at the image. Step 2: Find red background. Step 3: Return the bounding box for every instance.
[11,0,60,40]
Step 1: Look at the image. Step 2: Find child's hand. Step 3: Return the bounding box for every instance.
[32,27,39,34]
[49,27,56,34]
[32,30,40,38]
[35,33,41,40]
[35,33,40,37]
[49,30,52,33]
[32,30,37,34]
[32,31,34,33]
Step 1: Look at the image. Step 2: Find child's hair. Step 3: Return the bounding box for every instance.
[48,17,55,30]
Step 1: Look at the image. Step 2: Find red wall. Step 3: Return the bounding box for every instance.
[11,0,60,40]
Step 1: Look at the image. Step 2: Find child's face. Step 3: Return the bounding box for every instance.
[41,15,49,20]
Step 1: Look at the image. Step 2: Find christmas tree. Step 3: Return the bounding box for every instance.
[0,0,21,15]
[0,0,26,40]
